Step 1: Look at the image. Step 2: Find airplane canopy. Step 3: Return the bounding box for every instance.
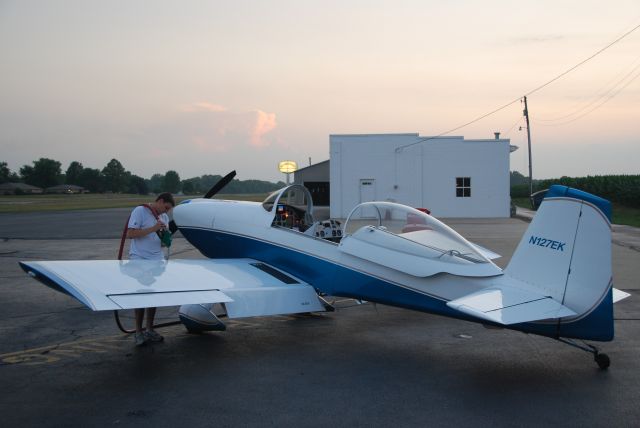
[340,202,502,277]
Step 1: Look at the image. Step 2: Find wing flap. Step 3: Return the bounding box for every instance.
[447,286,576,325]
[109,290,233,310]
[224,287,324,318]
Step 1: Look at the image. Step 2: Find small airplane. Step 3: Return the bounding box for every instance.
[20,172,630,369]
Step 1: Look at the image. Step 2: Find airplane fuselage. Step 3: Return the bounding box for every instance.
[175,198,613,342]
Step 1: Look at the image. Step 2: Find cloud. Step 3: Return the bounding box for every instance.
[250,110,277,147]
[160,102,279,152]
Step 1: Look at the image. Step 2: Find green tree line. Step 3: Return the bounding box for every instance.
[1,159,285,195]
[511,172,640,208]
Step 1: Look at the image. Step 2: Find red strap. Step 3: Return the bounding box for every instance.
[141,203,160,220]
[117,213,131,260]
[117,204,160,260]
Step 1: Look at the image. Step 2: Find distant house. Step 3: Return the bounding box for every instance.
[45,184,86,194]
[0,182,43,195]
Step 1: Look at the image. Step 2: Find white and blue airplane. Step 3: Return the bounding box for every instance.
[20,177,629,369]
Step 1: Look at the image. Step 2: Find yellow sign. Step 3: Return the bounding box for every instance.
[278,161,298,173]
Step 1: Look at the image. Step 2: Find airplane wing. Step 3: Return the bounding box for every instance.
[19,258,325,318]
[446,285,577,325]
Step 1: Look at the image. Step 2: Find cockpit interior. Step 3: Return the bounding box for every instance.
[262,185,342,242]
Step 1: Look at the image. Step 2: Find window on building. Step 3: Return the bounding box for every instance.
[456,177,471,197]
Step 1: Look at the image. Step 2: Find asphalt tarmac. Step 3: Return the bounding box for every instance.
[0,209,639,427]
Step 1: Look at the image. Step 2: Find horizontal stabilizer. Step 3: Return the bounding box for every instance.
[469,241,501,260]
[447,286,576,325]
[613,288,631,304]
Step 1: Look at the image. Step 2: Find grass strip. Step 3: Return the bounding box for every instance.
[0,193,268,213]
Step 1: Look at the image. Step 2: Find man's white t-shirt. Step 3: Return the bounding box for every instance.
[128,206,169,260]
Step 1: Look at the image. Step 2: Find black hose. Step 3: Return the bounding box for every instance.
[113,310,182,334]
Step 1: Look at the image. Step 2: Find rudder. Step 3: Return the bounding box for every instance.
[506,185,613,339]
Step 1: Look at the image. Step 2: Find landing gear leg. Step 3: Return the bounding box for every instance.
[113,310,181,334]
[317,294,336,312]
[557,337,610,370]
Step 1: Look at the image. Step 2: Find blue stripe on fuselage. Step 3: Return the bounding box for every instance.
[179,227,613,341]
[179,226,452,315]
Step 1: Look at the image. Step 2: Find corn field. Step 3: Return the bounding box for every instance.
[511,175,640,208]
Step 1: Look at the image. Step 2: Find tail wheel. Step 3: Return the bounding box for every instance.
[595,353,610,370]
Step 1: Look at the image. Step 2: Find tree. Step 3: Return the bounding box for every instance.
[0,162,13,183]
[162,170,181,193]
[149,174,164,194]
[65,161,84,184]
[181,178,199,195]
[510,171,528,186]
[101,159,127,192]
[127,174,149,195]
[78,168,104,193]
[20,158,62,188]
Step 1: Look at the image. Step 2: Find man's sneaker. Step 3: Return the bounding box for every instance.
[144,330,164,343]
[134,332,147,347]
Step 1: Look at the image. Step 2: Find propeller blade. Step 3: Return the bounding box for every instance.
[204,170,236,199]
[168,220,179,234]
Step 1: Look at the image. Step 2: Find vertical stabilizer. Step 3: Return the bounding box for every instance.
[506,185,613,339]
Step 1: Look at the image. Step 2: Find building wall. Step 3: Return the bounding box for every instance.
[330,134,511,218]
[294,160,330,206]
[294,160,329,183]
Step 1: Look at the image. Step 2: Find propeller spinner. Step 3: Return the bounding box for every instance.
[168,170,237,234]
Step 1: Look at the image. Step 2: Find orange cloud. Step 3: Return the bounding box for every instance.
[176,102,278,149]
[250,110,277,147]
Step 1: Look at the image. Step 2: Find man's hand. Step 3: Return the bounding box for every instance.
[152,220,166,232]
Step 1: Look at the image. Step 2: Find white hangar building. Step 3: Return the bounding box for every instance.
[329,133,514,218]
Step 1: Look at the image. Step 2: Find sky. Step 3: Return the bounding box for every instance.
[1,0,639,182]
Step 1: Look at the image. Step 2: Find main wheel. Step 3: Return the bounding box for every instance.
[595,353,610,369]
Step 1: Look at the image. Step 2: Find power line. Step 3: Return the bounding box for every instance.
[503,116,524,138]
[395,20,640,152]
[535,55,640,122]
[525,21,640,97]
[395,97,521,152]
[535,68,640,126]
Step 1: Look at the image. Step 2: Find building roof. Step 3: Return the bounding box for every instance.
[0,182,42,191]
[295,159,329,173]
[330,132,419,138]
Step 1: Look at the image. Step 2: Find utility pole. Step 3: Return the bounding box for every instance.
[523,96,533,197]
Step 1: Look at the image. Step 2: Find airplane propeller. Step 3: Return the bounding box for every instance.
[204,170,237,199]
[168,170,237,234]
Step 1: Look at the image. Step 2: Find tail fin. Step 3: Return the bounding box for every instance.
[506,185,614,340]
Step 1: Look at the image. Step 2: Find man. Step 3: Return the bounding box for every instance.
[127,192,175,346]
